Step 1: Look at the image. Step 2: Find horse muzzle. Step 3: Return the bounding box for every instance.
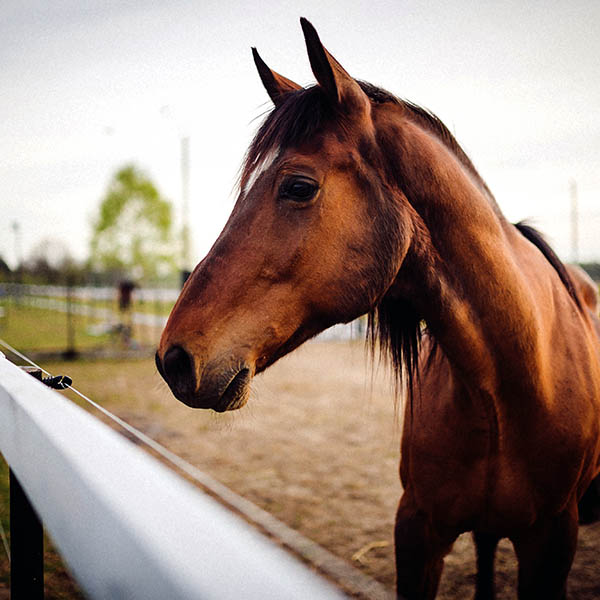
[156,346,252,412]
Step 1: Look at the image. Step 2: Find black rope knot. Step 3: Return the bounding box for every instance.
[20,367,72,390]
[42,375,72,390]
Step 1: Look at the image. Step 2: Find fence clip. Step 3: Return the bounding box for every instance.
[42,375,73,390]
[20,367,72,389]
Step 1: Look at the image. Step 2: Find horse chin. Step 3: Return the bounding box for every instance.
[169,365,252,412]
[213,368,252,412]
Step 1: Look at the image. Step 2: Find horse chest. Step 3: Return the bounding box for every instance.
[400,389,495,526]
[401,381,590,532]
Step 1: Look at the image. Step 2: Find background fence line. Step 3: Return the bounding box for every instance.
[0,284,366,358]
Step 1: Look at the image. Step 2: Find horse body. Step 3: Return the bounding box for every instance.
[157,19,600,598]
[394,166,600,527]
[382,106,600,596]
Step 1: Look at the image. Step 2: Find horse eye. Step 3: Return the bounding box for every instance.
[279,177,318,202]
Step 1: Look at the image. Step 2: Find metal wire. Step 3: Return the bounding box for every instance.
[0,339,51,376]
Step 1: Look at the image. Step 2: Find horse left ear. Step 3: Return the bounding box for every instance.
[252,47,302,107]
[300,17,369,116]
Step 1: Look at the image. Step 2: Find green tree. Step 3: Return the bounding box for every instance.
[90,165,177,281]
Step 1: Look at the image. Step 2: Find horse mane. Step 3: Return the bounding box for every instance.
[514,222,582,311]
[242,81,496,204]
[241,85,332,191]
[366,295,425,401]
[367,222,584,400]
[244,80,582,399]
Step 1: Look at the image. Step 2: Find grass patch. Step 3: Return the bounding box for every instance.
[0,301,166,354]
[10,294,174,317]
[43,297,173,317]
[0,302,111,352]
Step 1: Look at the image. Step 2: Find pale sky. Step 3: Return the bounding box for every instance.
[2,0,599,270]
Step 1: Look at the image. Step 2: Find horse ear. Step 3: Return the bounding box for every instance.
[300,17,369,114]
[252,47,302,107]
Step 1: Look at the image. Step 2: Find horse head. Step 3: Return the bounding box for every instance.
[156,19,415,410]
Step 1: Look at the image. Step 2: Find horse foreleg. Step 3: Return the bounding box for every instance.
[510,505,578,600]
[578,473,600,524]
[472,531,500,600]
[395,496,456,600]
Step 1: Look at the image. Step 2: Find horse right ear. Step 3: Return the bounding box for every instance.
[252,48,302,107]
[300,17,370,117]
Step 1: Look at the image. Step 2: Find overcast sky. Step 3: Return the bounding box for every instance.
[2,0,599,271]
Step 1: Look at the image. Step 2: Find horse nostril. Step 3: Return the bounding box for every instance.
[161,345,195,393]
[155,351,165,378]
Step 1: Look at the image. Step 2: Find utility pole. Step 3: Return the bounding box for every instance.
[180,136,192,287]
[569,179,579,264]
[11,221,22,271]
[159,106,193,287]
[11,221,22,300]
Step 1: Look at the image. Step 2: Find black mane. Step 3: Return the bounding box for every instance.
[514,222,582,311]
[242,80,494,201]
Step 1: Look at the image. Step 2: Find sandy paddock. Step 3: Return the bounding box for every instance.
[62,340,600,598]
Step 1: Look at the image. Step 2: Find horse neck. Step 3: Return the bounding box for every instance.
[387,117,542,394]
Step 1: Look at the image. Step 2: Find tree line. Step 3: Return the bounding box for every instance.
[2,165,180,287]
[2,165,599,287]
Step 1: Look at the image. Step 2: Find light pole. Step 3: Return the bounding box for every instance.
[160,105,193,286]
[11,221,22,292]
[180,136,192,286]
[11,221,21,271]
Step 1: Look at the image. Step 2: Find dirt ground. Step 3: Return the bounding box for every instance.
[60,340,600,598]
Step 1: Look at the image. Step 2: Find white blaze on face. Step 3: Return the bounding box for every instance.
[243,147,279,196]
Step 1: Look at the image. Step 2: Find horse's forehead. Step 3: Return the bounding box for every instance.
[280,129,365,166]
[242,123,372,200]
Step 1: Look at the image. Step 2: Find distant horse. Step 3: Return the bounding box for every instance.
[156,19,600,599]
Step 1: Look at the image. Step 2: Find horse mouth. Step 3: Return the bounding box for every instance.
[213,367,251,412]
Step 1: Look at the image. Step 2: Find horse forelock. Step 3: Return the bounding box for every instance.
[240,82,394,191]
[240,86,333,193]
[243,80,496,203]
[242,146,280,195]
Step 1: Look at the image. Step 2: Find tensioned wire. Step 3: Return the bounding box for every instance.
[0,337,395,600]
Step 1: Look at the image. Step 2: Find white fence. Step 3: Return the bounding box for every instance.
[0,354,345,599]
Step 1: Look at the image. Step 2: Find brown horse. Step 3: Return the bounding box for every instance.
[156,19,600,599]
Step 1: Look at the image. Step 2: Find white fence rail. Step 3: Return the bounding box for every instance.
[0,354,344,599]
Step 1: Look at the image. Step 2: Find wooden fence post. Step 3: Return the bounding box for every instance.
[10,469,44,599]
[64,276,78,360]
